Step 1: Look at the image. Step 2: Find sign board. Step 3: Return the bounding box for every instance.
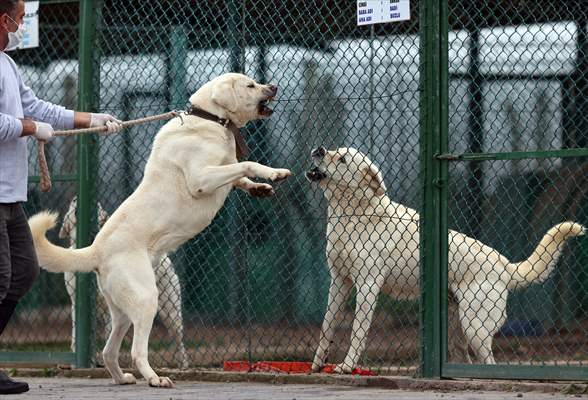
[357,0,410,26]
[20,1,39,49]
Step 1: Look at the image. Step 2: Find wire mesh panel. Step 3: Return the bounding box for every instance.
[445,0,588,371]
[4,0,424,375]
[9,0,586,381]
[90,0,422,374]
[0,1,80,363]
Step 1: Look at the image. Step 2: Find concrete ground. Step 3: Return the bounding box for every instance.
[13,377,587,400]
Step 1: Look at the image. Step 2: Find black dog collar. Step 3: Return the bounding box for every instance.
[186,106,250,161]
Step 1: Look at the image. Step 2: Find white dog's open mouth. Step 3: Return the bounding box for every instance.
[258,98,274,116]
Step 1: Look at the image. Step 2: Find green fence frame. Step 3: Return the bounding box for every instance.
[419,0,447,379]
[2,0,587,380]
[74,0,97,369]
[418,0,588,380]
[0,0,94,367]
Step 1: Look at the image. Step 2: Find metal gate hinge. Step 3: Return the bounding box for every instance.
[432,178,446,188]
[435,153,460,161]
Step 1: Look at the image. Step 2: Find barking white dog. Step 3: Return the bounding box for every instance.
[59,196,189,369]
[29,73,291,387]
[306,146,584,372]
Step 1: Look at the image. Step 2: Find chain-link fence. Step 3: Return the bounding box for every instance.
[1,0,587,380]
[1,1,79,364]
[444,0,588,377]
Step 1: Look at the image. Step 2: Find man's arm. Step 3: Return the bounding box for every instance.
[0,113,51,142]
[1,116,59,144]
[10,57,120,134]
[20,83,120,133]
[19,77,75,130]
[73,112,91,129]
[0,113,23,142]
[19,119,36,136]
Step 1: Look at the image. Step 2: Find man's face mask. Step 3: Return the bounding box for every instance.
[4,14,24,51]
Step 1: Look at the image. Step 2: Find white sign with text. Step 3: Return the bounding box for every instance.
[357,0,410,26]
[20,1,39,49]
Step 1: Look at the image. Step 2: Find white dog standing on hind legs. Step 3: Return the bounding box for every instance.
[59,196,189,370]
[306,146,585,373]
[28,73,291,388]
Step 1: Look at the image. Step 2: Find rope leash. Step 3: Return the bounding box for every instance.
[37,111,181,192]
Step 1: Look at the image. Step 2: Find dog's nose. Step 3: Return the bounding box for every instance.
[311,146,326,158]
[267,84,278,96]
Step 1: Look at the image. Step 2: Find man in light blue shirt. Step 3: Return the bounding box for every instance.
[0,0,122,394]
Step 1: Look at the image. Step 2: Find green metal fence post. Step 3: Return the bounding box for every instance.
[75,0,98,368]
[439,0,449,368]
[420,0,448,378]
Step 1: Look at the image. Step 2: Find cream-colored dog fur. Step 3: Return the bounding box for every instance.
[59,196,188,369]
[306,146,584,373]
[28,73,291,388]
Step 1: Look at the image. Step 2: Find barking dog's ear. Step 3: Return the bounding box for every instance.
[59,196,77,239]
[363,163,387,197]
[97,202,109,229]
[211,80,238,113]
[59,217,74,239]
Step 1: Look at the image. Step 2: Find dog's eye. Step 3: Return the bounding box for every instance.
[247,83,255,88]
[339,156,347,164]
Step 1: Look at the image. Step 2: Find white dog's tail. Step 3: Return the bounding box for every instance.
[28,211,98,273]
[506,222,585,290]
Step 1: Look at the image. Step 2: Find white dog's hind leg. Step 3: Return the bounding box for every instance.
[457,281,508,364]
[448,294,472,363]
[336,278,384,374]
[102,298,135,385]
[107,255,173,388]
[131,304,172,387]
[312,272,352,372]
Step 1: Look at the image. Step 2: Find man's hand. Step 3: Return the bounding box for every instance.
[90,113,123,135]
[33,121,54,142]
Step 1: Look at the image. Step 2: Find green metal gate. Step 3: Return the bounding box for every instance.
[421,0,588,380]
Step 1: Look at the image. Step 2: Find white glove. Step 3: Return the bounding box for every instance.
[90,113,123,135]
[33,121,54,142]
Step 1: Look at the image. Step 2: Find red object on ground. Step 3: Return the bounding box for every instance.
[223,361,376,376]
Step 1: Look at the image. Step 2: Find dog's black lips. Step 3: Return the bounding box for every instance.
[305,166,327,182]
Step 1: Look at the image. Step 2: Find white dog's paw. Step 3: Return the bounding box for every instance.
[116,373,136,385]
[311,361,323,373]
[333,362,353,374]
[248,183,274,198]
[148,376,174,388]
[268,168,291,182]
